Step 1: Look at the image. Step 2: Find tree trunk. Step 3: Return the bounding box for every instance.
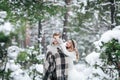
[118,62,120,79]
[41,33,46,54]
[38,20,42,54]
[110,0,115,29]
[62,11,68,41]
[62,0,71,41]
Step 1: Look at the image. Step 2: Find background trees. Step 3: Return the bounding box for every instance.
[0,0,120,80]
[0,0,120,60]
[0,0,120,56]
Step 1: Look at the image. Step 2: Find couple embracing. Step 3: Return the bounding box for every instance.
[43,33,80,80]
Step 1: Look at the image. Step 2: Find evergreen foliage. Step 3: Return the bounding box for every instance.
[0,32,10,43]
[100,39,120,66]
[100,39,120,79]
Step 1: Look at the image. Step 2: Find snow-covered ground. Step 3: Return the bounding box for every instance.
[3,48,117,80]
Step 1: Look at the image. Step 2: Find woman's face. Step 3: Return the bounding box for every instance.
[66,40,73,48]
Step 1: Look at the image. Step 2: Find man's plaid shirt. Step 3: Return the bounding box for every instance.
[43,47,69,80]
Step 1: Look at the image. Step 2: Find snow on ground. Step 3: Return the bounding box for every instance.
[35,64,43,73]
[73,52,105,80]
[5,60,20,72]
[10,69,32,80]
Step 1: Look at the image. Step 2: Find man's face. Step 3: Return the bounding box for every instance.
[53,35,59,39]
[53,35,59,45]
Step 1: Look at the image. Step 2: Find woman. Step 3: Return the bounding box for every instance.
[65,39,79,62]
[58,39,81,80]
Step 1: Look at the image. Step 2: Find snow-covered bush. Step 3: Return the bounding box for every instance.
[0,45,44,80]
[85,52,110,80]
[93,26,120,80]
[7,46,20,60]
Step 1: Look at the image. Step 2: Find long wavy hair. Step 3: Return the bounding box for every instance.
[70,39,80,61]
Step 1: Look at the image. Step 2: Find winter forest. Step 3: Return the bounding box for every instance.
[0,0,120,80]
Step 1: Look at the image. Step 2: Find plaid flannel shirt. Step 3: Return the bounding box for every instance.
[43,47,69,80]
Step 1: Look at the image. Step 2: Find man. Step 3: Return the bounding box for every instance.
[43,33,69,80]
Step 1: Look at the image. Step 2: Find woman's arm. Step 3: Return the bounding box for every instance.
[57,39,70,56]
